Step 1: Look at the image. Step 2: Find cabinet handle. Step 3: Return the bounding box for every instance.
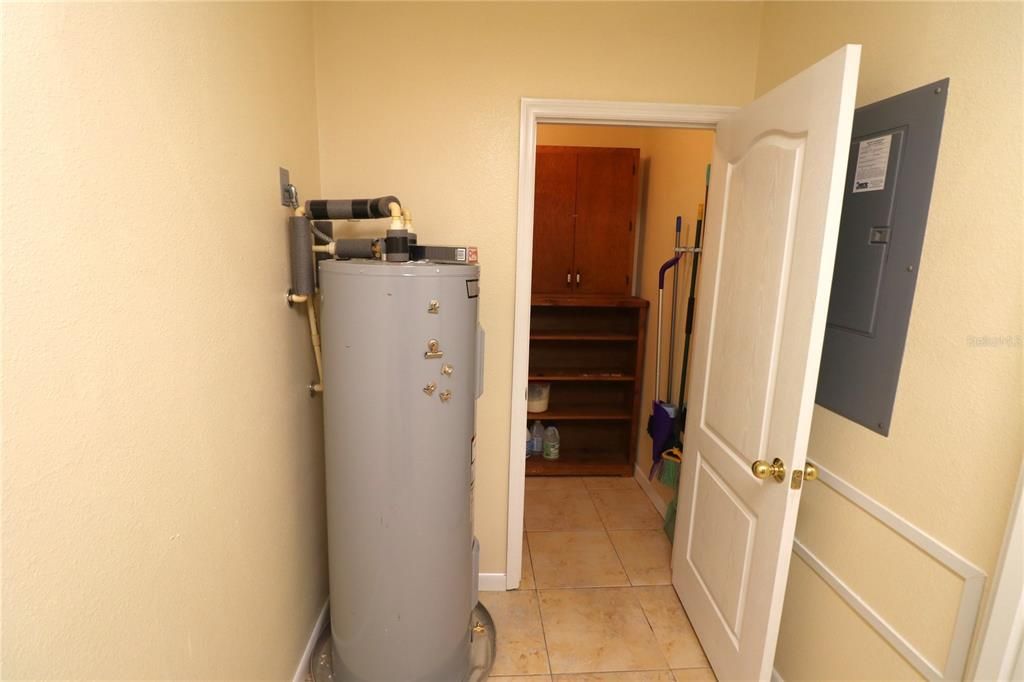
[576,271,582,286]
[566,271,572,287]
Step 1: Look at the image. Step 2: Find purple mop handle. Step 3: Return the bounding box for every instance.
[658,254,681,290]
[658,216,684,289]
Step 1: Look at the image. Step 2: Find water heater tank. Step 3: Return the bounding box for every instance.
[319,259,481,681]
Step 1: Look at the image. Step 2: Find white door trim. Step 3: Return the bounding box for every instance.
[506,98,737,590]
[971,458,1024,680]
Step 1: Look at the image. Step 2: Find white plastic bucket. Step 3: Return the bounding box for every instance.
[527,382,550,412]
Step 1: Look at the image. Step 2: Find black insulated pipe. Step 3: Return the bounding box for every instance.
[288,216,314,296]
[305,196,400,221]
[335,239,378,260]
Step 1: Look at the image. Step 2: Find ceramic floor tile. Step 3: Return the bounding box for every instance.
[607,530,672,586]
[554,672,676,681]
[520,532,536,590]
[525,490,604,532]
[529,531,629,589]
[582,476,640,491]
[527,476,587,493]
[589,488,664,530]
[479,590,550,676]
[492,676,554,681]
[672,668,716,681]
[635,586,709,669]
[538,587,669,674]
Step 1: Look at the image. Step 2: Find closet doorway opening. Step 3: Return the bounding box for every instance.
[506,100,736,591]
[528,125,712,480]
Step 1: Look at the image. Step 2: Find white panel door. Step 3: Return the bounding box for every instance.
[671,45,860,681]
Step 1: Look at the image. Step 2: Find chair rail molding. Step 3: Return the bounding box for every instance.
[795,461,986,681]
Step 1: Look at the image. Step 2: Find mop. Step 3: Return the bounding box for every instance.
[657,210,687,488]
[647,216,684,481]
[663,165,710,540]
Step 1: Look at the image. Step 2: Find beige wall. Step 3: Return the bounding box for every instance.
[2,3,328,678]
[313,1,764,574]
[755,3,1023,680]
[535,124,714,503]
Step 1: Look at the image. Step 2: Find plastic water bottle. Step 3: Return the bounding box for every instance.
[542,426,560,460]
[530,421,544,454]
[526,428,533,458]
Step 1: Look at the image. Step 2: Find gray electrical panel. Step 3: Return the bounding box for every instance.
[816,79,949,436]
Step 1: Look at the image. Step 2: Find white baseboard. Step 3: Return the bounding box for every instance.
[478,572,507,592]
[293,599,329,682]
[634,464,669,519]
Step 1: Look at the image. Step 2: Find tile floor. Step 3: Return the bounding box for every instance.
[481,476,717,682]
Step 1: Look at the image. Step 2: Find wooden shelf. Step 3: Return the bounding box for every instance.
[529,369,634,382]
[528,406,632,420]
[532,294,650,308]
[526,448,633,476]
[526,296,648,476]
[530,331,637,342]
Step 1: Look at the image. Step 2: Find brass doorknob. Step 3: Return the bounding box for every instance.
[804,463,818,481]
[751,458,786,483]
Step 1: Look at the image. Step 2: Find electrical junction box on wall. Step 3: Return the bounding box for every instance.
[815,79,949,436]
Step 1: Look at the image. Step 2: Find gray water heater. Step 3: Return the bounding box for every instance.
[318,259,482,681]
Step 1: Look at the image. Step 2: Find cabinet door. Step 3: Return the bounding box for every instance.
[532,147,578,294]
[573,148,639,295]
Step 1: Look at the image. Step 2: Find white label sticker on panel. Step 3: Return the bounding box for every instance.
[853,134,892,193]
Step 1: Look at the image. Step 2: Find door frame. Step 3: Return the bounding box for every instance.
[971,459,1024,679]
[506,98,737,589]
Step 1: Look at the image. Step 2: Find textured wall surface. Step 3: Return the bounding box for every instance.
[313,1,764,573]
[754,3,1023,680]
[2,3,328,678]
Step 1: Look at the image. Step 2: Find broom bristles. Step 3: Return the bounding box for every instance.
[663,499,678,540]
[658,457,681,489]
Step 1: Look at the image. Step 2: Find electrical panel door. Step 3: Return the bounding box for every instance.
[816,79,949,435]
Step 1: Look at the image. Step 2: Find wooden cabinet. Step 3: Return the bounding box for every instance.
[532,146,639,296]
[527,295,648,476]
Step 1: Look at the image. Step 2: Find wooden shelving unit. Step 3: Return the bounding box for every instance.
[527,294,649,477]
[528,370,634,382]
[526,448,632,476]
[530,332,638,342]
[528,405,632,421]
